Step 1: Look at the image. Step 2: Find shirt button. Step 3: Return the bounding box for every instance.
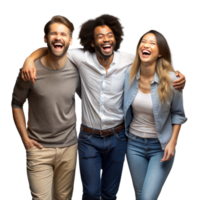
[155,113,157,115]
[157,123,158,125]
[102,92,103,94]
[154,105,156,107]
[101,104,103,106]
[158,134,160,136]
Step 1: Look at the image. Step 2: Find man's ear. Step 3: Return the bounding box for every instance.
[43,35,47,47]
[91,41,94,47]
[69,37,73,46]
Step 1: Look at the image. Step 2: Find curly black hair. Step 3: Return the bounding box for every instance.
[79,14,124,53]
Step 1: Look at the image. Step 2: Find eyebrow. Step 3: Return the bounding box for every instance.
[142,39,156,43]
[50,31,68,35]
[96,32,113,37]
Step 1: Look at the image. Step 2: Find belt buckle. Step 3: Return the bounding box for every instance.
[100,129,112,137]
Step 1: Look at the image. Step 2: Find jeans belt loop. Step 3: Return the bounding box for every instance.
[112,127,115,136]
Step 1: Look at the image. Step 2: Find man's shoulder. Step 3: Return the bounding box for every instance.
[34,58,43,70]
[67,48,87,65]
[117,51,135,62]
[68,48,84,53]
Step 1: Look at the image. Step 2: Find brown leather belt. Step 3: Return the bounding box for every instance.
[80,123,125,137]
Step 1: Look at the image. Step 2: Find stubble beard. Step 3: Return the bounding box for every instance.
[47,40,70,58]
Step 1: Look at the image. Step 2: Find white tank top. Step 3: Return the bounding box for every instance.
[129,90,157,138]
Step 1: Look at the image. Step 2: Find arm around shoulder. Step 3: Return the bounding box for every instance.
[22,47,48,83]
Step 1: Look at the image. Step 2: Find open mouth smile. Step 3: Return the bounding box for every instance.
[53,42,64,51]
[101,44,112,53]
[141,49,151,57]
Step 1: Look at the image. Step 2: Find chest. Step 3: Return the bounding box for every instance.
[29,69,78,102]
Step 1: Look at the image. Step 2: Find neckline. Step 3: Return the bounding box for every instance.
[139,89,151,95]
[39,58,67,72]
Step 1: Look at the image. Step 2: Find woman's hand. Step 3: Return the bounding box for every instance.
[161,141,176,162]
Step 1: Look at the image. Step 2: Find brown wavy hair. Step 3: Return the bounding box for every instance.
[129,30,175,103]
[79,14,124,53]
[44,15,74,36]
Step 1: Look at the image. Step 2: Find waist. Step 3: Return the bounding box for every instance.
[80,123,125,137]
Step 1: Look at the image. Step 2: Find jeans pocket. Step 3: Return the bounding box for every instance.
[26,146,37,151]
[116,130,127,141]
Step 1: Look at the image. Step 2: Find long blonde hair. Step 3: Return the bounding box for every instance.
[129,30,175,104]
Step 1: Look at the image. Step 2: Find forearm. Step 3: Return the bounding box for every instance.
[12,108,29,143]
[27,47,48,62]
[169,124,181,145]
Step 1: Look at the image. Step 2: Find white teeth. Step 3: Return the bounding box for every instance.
[54,43,63,46]
[142,50,151,54]
[103,45,111,47]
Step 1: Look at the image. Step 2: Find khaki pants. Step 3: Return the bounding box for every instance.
[26,143,77,200]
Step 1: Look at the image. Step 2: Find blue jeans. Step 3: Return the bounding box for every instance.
[126,134,174,200]
[78,126,127,200]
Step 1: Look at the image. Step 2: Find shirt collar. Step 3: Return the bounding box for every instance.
[136,67,159,84]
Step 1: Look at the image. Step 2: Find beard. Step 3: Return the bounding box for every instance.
[47,39,70,58]
[94,41,116,59]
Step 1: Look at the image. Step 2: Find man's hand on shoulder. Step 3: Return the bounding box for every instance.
[22,58,37,83]
[172,70,186,91]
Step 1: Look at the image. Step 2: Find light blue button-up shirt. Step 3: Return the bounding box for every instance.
[124,66,187,150]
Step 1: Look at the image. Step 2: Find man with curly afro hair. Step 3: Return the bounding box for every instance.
[21,14,186,200]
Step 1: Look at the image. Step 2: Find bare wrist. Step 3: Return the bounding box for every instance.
[26,57,34,63]
[22,136,30,143]
[169,140,177,146]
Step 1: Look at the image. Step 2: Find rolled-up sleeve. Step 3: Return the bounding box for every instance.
[12,70,31,108]
[171,89,187,125]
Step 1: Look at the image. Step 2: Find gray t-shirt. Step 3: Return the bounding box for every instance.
[12,58,81,148]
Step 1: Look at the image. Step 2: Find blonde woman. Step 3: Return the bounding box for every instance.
[123,30,187,200]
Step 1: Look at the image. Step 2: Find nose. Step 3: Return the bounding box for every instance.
[54,34,61,40]
[144,42,150,48]
[103,35,110,42]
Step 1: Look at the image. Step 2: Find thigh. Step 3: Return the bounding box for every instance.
[26,146,54,200]
[141,151,175,200]
[78,132,102,200]
[101,130,127,200]
[53,143,77,200]
[126,138,148,200]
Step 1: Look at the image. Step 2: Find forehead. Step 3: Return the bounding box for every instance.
[142,33,157,41]
[94,25,113,36]
[49,23,70,34]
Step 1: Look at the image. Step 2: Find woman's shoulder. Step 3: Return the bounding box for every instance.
[169,71,179,83]
[125,65,132,76]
